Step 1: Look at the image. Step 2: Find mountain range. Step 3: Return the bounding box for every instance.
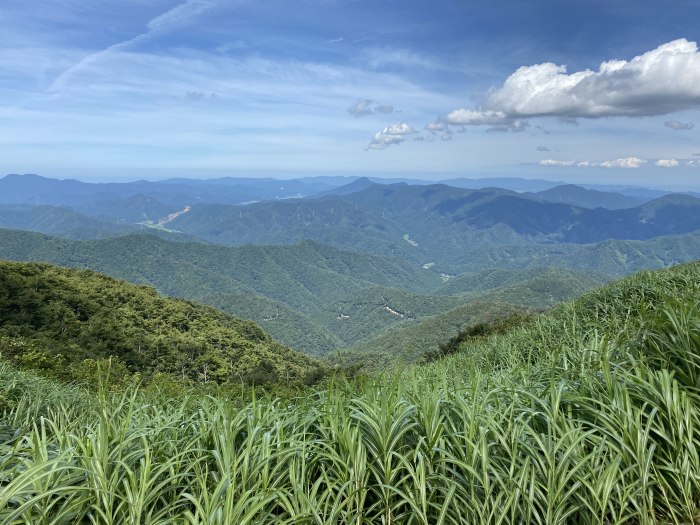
[2,173,700,360]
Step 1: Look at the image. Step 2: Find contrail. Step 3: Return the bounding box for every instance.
[48,0,225,92]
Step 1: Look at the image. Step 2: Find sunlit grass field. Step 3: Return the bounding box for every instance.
[2,262,700,524]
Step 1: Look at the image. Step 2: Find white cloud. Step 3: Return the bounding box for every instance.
[539,157,685,168]
[445,109,509,126]
[49,0,225,92]
[540,159,575,166]
[445,108,528,132]
[364,47,438,70]
[687,160,700,167]
[348,99,396,117]
[383,122,416,135]
[655,158,680,167]
[664,120,695,130]
[367,122,416,149]
[600,157,647,169]
[425,120,446,131]
[348,99,373,117]
[447,39,700,127]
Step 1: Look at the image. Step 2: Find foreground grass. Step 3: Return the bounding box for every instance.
[1,263,700,524]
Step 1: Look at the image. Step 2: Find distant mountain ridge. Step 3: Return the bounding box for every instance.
[165,182,700,270]
[532,184,647,209]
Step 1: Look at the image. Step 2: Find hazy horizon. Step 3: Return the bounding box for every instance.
[4,170,700,193]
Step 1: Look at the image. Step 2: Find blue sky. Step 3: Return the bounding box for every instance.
[2,0,700,187]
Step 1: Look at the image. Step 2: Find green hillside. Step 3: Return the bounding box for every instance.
[2,262,700,523]
[438,266,609,296]
[345,269,604,364]
[0,204,137,239]
[0,230,442,305]
[0,229,610,355]
[343,300,531,367]
[0,261,321,385]
[201,292,343,356]
[1,228,697,357]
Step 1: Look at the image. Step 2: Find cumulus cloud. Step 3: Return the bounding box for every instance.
[367,122,416,149]
[665,120,695,130]
[688,160,700,167]
[441,131,453,141]
[445,39,700,128]
[655,158,680,167]
[600,157,647,169]
[537,145,551,152]
[445,109,509,126]
[445,108,529,132]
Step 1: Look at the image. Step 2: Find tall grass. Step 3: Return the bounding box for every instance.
[2,263,700,524]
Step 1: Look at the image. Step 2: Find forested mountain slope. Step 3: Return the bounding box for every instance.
[0,261,321,385]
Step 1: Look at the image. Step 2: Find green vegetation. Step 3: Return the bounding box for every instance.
[2,262,700,523]
[0,230,444,354]
[202,292,343,357]
[343,301,531,367]
[0,261,321,386]
[0,204,137,240]
[1,227,698,360]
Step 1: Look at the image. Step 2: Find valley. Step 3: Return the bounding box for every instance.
[2,174,700,361]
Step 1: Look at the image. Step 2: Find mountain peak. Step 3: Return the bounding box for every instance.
[315,176,379,197]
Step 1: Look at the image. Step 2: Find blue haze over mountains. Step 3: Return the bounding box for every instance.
[2,172,700,356]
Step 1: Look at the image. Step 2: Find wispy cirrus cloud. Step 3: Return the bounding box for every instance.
[49,0,227,92]
[363,47,439,70]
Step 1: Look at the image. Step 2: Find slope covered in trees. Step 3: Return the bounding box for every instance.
[0,229,611,355]
[0,261,321,385]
